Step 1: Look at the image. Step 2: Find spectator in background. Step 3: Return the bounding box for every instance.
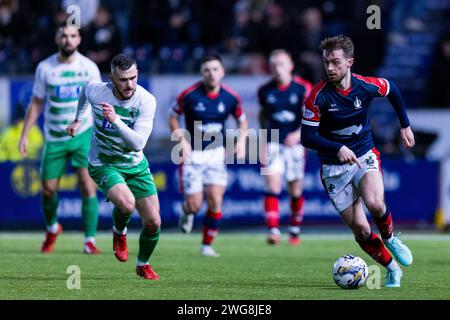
[61,0,99,29]
[319,0,355,36]
[257,2,290,55]
[350,0,387,75]
[0,0,31,73]
[223,0,261,73]
[31,9,68,70]
[191,0,234,52]
[290,7,326,83]
[225,1,255,55]
[84,5,121,73]
[101,0,133,46]
[0,104,43,162]
[129,0,170,55]
[163,0,195,47]
[427,34,450,108]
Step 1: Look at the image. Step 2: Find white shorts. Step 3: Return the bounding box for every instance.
[264,142,306,182]
[320,148,382,213]
[179,147,228,195]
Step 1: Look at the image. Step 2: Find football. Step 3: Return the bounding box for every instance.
[332,255,368,289]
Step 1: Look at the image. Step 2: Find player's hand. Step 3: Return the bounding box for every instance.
[102,102,117,123]
[66,120,81,137]
[337,145,362,168]
[284,131,301,147]
[18,136,28,157]
[180,137,192,162]
[400,126,415,148]
[235,138,246,160]
[259,142,268,166]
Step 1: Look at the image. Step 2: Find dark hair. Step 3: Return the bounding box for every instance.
[110,53,136,72]
[319,34,354,58]
[200,54,223,66]
[55,22,81,36]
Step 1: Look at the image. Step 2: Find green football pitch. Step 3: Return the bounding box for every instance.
[1,231,450,300]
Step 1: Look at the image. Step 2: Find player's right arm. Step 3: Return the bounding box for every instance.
[19,62,46,157]
[257,88,268,130]
[301,88,361,167]
[19,96,44,157]
[67,84,90,137]
[168,93,191,160]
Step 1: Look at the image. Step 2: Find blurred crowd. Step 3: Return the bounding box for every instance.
[0,0,446,86]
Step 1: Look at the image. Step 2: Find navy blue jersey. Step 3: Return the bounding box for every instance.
[173,81,245,150]
[258,76,312,143]
[302,73,390,164]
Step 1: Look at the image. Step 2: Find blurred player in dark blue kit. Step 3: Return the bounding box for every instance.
[258,49,312,246]
[169,54,248,257]
[301,35,415,287]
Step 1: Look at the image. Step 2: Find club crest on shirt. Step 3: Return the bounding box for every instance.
[217,101,225,113]
[354,97,362,109]
[290,94,298,104]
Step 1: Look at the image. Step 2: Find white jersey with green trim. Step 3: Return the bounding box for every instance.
[32,52,101,142]
[76,81,157,167]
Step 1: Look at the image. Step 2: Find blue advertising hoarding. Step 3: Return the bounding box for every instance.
[0,153,439,230]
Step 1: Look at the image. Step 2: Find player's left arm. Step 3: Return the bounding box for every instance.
[385,80,415,148]
[233,97,248,159]
[285,81,312,147]
[103,94,156,152]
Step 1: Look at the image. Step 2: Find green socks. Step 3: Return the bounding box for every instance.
[82,196,99,237]
[42,194,58,227]
[137,228,160,264]
[112,207,132,232]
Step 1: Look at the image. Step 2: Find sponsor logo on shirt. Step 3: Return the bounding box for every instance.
[272,110,296,123]
[328,103,340,112]
[303,109,315,119]
[195,102,206,112]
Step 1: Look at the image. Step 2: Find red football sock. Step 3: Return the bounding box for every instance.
[373,211,393,239]
[357,232,392,266]
[290,196,305,227]
[202,211,222,245]
[264,194,279,229]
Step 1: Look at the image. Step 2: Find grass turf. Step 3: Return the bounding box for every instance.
[1,231,450,300]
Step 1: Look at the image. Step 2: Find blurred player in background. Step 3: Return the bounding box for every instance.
[169,54,248,257]
[67,54,161,280]
[258,49,312,246]
[301,35,415,287]
[18,25,101,254]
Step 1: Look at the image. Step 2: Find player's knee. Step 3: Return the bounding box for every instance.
[117,198,135,214]
[79,180,96,197]
[186,199,201,213]
[143,218,161,233]
[365,197,385,216]
[42,184,57,198]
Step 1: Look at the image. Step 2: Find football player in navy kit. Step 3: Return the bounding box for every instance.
[258,50,312,246]
[169,54,248,257]
[301,35,415,287]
